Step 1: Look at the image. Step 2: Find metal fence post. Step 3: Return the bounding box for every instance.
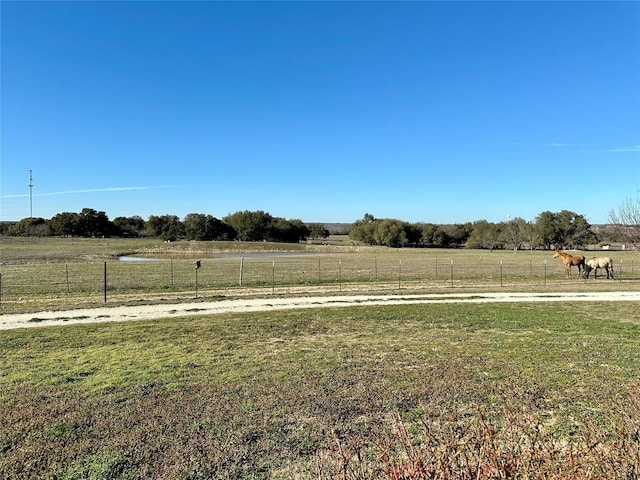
[374,257,378,282]
[194,260,201,298]
[619,259,623,283]
[450,260,454,288]
[104,261,107,303]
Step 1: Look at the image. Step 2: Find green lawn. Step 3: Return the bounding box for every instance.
[1,301,639,479]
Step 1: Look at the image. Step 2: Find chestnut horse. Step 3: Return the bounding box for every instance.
[583,256,614,279]
[553,250,586,277]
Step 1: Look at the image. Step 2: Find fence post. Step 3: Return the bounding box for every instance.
[398,260,402,289]
[339,259,342,293]
[530,259,533,276]
[619,260,623,282]
[318,257,321,284]
[66,262,70,294]
[104,261,107,303]
[239,257,244,286]
[500,259,503,287]
[272,260,275,294]
[544,259,547,286]
[374,258,378,282]
[450,260,454,288]
[170,259,174,288]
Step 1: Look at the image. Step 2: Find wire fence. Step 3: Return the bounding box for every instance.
[0,254,635,309]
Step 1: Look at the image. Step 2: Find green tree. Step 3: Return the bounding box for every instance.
[536,210,595,249]
[466,220,504,250]
[77,208,113,237]
[373,219,408,247]
[223,210,272,241]
[145,215,185,241]
[6,217,49,236]
[503,217,529,252]
[268,217,310,243]
[308,223,330,240]
[49,212,80,236]
[183,213,209,241]
[449,222,473,247]
[113,216,145,237]
[349,213,377,245]
[184,213,236,241]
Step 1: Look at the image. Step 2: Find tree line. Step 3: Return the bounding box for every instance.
[1,208,330,243]
[350,210,609,250]
[0,207,624,250]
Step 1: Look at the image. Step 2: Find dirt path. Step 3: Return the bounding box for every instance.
[2,291,639,331]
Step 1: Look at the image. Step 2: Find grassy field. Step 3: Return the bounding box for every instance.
[1,237,639,314]
[1,237,639,478]
[1,301,639,478]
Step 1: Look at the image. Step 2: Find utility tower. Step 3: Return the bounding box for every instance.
[29,170,33,218]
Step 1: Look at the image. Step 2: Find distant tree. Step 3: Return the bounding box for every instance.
[49,212,81,236]
[184,213,236,241]
[522,221,542,251]
[268,217,310,243]
[184,213,212,241]
[403,223,423,245]
[535,211,559,250]
[6,217,49,236]
[421,224,452,248]
[466,220,504,250]
[536,210,595,249]
[223,210,272,242]
[503,217,529,252]
[77,208,113,237]
[145,215,185,241]
[372,219,408,247]
[448,223,473,247]
[609,197,640,250]
[566,212,596,247]
[113,216,145,237]
[308,223,330,240]
[349,213,377,245]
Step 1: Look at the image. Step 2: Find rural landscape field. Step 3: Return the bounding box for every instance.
[1,237,639,478]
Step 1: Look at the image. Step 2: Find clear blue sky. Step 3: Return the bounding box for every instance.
[2,1,639,225]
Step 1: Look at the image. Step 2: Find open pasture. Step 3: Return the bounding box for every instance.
[1,237,638,314]
[1,301,639,478]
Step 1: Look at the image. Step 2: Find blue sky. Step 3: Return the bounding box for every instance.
[2,1,639,225]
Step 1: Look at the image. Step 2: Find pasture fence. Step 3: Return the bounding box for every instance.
[0,254,635,311]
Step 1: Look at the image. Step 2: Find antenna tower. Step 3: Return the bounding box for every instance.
[29,170,33,218]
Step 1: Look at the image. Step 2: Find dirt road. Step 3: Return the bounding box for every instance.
[1,291,639,331]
